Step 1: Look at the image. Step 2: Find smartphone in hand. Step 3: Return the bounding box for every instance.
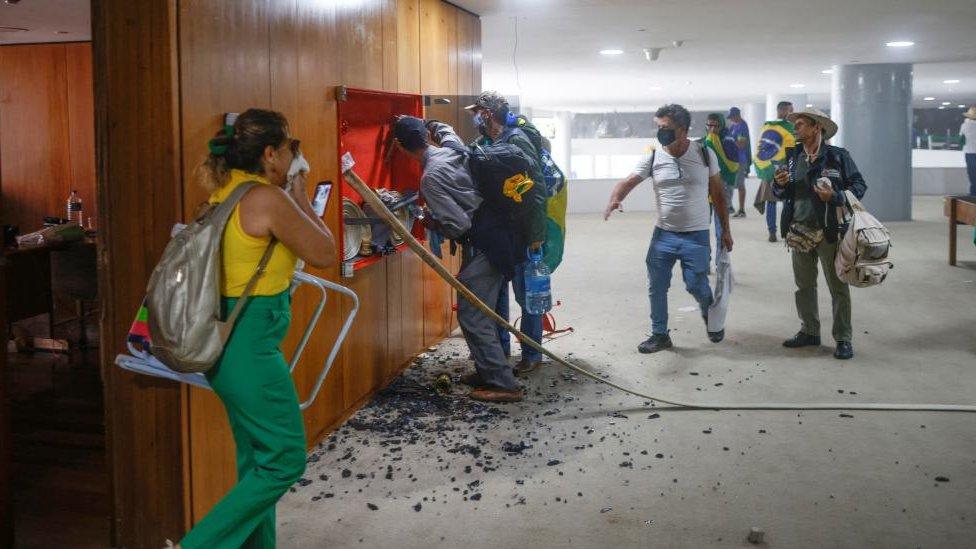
[311,181,333,217]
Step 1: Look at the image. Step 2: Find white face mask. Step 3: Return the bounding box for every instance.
[287,152,310,181]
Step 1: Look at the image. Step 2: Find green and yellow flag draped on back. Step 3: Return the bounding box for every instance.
[704,131,740,187]
[754,120,796,180]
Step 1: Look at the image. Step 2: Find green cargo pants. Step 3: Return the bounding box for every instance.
[791,239,853,343]
[181,291,306,549]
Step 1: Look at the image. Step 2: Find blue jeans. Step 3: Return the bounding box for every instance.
[496,262,544,362]
[765,200,778,234]
[646,228,713,335]
[966,153,976,196]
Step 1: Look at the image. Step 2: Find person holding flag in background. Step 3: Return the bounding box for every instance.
[726,107,752,217]
[753,102,795,241]
[704,113,740,243]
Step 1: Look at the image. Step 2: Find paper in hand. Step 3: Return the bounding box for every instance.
[340,152,356,174]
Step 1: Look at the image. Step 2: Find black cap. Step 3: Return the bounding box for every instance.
[393,116,428,151]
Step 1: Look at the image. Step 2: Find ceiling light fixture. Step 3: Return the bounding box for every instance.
[643,47,663,61]
[938,106,946,110]
[789,83,806,88]
[805,104,813,108]
[941,101,952,105]
[821,69,834,75]
[943,79,960,84]
[885,41,914,48]
[600,49,624,56]
[959,105,967,108]
[923,97,936,101]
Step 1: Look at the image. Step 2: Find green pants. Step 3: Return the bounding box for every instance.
[181,291,306,549]
[791,239,853,343]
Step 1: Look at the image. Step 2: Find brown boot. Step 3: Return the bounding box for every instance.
[469,386,523,403]
[513,359,542,378]
[460,372,487,387]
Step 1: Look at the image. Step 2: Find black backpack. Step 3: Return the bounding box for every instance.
[445,136,536,217]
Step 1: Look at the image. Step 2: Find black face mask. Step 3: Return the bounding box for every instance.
[657,127,677,147]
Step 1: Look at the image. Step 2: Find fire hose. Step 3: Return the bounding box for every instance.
[343,164,976,413]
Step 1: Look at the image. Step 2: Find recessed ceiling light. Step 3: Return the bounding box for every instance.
[923,97,936,101]
[600,49,624,56]
[886,41,914,48]
[941,101,952,105]
[789,83,806,88]
[938,106,946,110]
[821,69,834,75]
[943,79,960,84]
[959,105,967,108]
[805,104,813,108]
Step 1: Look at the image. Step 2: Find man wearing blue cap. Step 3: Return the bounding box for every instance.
[727,107,752,217]
[393,115,523,403]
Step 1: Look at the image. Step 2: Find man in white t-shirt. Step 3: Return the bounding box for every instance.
[961,106,976,196]
[604,104,734,353]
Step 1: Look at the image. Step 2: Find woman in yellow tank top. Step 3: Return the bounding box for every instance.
[177,109,336,549]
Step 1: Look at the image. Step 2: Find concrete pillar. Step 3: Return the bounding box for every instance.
[831,63,913,221]
[553,111,573,174]
[765,93,808,121]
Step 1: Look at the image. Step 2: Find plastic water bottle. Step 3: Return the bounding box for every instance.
[66,190,83,225]
[524,247,552,315]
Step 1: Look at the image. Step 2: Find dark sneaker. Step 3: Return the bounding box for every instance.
[783,331,822,348]
[834,341,854,360]
[460,372,487,387]
[768,232,778,243]
[469,386,523,403]
[513,359,542,378]
[638,333,673,354]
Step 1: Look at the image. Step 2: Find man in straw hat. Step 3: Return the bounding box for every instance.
[772,108,867,360]
[961,106,976,196]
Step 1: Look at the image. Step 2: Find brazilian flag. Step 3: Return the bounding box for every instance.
[705,132,740,187]
[754,120,796,180]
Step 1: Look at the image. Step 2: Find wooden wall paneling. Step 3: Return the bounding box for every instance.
[0,44,71,232]
[178,0,275,524]
[395,0,422,94]
[340,262,389,407]
[337,1,388,91]
[65,43,98,226]
[419,0,459,95]
[471,12,482,93]
[422,244,452,346]
[401,249,426,358]
[380,0,399,93]
[456,9,475,96]
[93,0,187,545]
[0,259,10,547]
[177,0,273,217]
[285,0,350,446]
[385,252,405,374]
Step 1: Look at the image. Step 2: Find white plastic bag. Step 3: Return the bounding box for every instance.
[707,248,733,333]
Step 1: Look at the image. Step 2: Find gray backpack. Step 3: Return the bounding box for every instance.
[834,190,893,288]
[146,181,277,373]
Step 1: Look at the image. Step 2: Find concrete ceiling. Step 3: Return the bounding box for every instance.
[451,0,976,112]
[2,0,973,112]
[0,0,90,45]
